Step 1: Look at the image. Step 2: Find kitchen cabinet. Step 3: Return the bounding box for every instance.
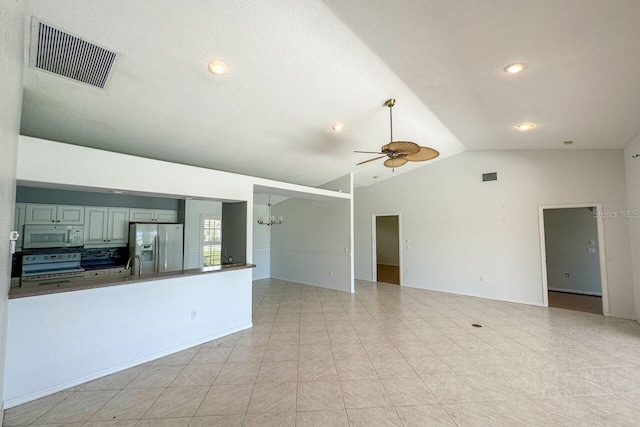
[130,209,178,223]
[25,204,85,225]
[14,203,25,251]
[84,207,130,247]
[84,267,131,280]
[107,208,130,243]
[84,270,108,280]
[108,267,131,278]
[25,204,56,224]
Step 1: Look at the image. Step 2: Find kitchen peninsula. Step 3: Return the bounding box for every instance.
[5,136,352,408]
[8,263,256,299]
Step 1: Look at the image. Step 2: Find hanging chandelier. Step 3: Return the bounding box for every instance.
[257,195,284,226]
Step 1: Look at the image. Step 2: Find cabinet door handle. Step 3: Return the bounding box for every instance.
[51,220,55,223]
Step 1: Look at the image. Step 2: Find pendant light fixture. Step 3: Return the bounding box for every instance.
[257,195,284,226]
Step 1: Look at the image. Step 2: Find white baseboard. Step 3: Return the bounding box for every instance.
[3,323,252,409]
[269,275,353,294]
[376,262,399,267]
[548,287,602,297]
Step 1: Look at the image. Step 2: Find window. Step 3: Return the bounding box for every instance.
[202,217,222,267]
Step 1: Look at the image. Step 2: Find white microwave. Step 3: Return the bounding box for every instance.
[23,225,85,249]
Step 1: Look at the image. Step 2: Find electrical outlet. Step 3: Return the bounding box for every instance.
[479,276,484,282]
[406,268,410,274]
[191,310,197,320]
[329,270,334,276]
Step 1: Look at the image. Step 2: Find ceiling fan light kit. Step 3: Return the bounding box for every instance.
[355,98,439,169]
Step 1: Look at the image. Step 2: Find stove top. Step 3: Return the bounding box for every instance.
[22,252,84,277]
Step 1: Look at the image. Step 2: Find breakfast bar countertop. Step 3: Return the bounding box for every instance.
[9,263,256,299]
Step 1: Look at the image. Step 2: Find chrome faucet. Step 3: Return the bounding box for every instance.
[125,255,143,278]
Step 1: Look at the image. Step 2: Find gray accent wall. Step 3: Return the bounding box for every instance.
[16,186,179,210]
[544,207,602,295]
[221,202,247,264]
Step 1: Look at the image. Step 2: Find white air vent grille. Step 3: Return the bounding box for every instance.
[30,20,117,89]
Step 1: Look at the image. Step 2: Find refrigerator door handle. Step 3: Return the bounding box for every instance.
[163,230,168,271]
[155,235,159,273]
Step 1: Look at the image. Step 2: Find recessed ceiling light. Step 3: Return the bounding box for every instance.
[504,63,527,74]
[515,123,534,131]
[111,190,126,194]
[332,122,345,132]
[564,140,574,145]
[208,61,228,75]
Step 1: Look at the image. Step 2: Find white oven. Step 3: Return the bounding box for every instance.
[21,252,85,288]
[23,225,84,249]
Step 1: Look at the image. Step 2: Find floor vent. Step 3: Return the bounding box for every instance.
[29,19,117,89]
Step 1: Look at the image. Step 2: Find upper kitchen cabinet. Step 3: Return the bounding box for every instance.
[84,208,108,244]
[25,204,85,225]
[108,208,130,243]
[130,209,177,223]
[85,207,130,247]
[25,204,56,224]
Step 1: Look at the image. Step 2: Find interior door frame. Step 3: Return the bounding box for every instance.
[371,213,403,286]
[538,203,609,316]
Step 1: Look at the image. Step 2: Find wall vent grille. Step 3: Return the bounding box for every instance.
[30,19,117,89]
[482,172,498,182]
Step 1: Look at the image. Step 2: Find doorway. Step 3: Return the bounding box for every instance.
[539,204,609,315]
[372,214,401,285]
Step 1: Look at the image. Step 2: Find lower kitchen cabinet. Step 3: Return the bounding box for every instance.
[84,268,131,280]
[108,267,131,277]
[84,270,108,280]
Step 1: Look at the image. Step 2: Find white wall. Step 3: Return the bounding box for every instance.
[544,208,602,295]
[376,216,400,266]
[253,204,271,280]
[4,270,252,407]
[624,134,640,321]
[0,1,25,420]
[271,198,352,293]
[12,137,349,405]
[355,150,635,319]
[183,200,222,269]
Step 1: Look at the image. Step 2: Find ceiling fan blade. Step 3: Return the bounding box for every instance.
[404,147,440,161]
[356,155,386,165]
[386,141,420,154]
[384,157,408,168]
[353,150,384,154]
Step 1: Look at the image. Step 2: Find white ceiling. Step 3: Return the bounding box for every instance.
[20,1,640,189]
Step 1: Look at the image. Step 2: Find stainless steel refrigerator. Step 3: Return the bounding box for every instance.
[128,223,184,274]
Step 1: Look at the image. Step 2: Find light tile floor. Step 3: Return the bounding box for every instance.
[5,278,640,426]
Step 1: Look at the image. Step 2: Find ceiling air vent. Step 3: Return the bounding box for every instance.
[482,172,498,182]
[29,19,117,89]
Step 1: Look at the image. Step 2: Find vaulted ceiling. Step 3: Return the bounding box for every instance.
[20,1,640,188]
